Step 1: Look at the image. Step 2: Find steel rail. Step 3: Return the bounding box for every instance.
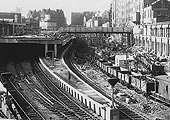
[33,63,98,120]
[63,41,149,120]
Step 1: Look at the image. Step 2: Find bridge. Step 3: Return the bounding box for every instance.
[0,36,59,44]
[0,26,133,58]
[59,26,134,46]
[0,35,74,58]
[0,35,75,45]
[59,27,133,34]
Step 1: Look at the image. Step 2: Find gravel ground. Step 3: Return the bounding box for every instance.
[74,62,170,120]
[5,61,61,120]
[42,58,170,119]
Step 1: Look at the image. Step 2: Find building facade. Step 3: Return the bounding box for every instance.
[110,0,170,58]
[83,11,109,27]
[0,12,26,36]
[40,13,58,30]
[110,0,144,27]
[27,9,66,31]
[135,0,170,57]
[0,12,21,23]
[84,16,103,27]
[71,12,84,26]
[110,0,170,28]
[143,0,170,24]
[71,11,108,27]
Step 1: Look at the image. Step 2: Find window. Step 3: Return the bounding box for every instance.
[155,28,157,36]
[157,42,159,51]
[94,104,96,113]
[78,94,79,100]
[81,96,83,103]
[85,99,87,105]
[150,10,152,18]
[167,28,170,37]
[89,101,91,109]
[157,11,161,16]
[163,28,165,37]
[151,41,154,50]
[71,90,73,96]
[166,85,168,93]
[151,28,154,36]
[144,11,146,18]
[160,28,163,37]
[158,28,160,37]
[74,92,76,97]
[99,107,101,116]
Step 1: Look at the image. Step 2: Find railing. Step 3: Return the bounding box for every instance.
[59,27,133,33]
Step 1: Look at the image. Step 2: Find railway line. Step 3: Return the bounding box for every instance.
[17,61,98,120]
[2,61,85,120]
[38,60,103,118]
[1,71,46,120]
[33,62,100,120]
[15,62,67,120]
[63,41,148,120]
[0,40,102,119]
[0,39,151,119]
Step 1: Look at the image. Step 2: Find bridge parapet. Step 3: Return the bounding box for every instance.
[59,27,133,34]
[0,36,61,44]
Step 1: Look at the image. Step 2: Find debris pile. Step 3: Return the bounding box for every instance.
[74,61,170,120]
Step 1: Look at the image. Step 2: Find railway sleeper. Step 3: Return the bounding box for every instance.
[34,64,99,120]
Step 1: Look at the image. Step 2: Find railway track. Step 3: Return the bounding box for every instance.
[33,62,99,120]
[4,74,46,120]
[17,62,81,120]
[63,41,148,120]
[38,61,101,118]
[15,62,70,119]
[150,94,170,107]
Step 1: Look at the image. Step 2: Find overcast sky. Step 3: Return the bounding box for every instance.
[0,0,112,24]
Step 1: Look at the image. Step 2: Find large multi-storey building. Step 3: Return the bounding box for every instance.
[110,0,170,58]
[110,0,144,27]
[0,12,21,23]
[84,11,108,27]
[75,11,109,27]
[40,9,66,30]
[71,12,84,26]
[135,0,170,57]
[143,0,170,24]
[110,0,170,27]
[0,12,26,36]
[27,9,66,31]
[85,16,103,27]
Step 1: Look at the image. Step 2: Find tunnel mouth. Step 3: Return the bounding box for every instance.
[0,43,45,62]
